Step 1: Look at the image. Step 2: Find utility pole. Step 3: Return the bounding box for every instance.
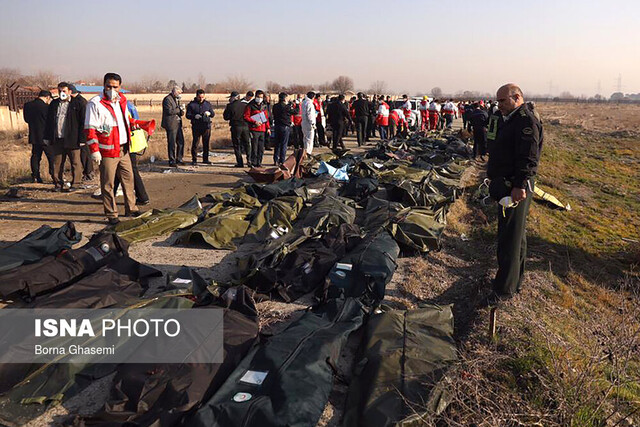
[615,74,622,93]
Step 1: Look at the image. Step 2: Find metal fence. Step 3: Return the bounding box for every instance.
[0,84,39,111]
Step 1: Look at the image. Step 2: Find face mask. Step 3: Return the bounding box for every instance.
[105,89,118,100]
[59,92,68,101]
[255,97,263,104]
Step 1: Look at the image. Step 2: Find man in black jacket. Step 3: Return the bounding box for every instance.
[186,89,215,165]
[367,95,377,141]
[271,92,294,165]
[352,92,369,147]
[469,103,489,160]
[326,94,351,150]
[161,86,185,166]
[487,83,543,298]
[223,91,252,167]
[44,82,86,192]
[70,85,93,181]
[23,90,53,183]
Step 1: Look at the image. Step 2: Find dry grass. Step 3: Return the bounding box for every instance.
[399,105,640,426]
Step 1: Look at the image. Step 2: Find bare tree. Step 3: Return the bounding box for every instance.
[431,87,443,98]
[29,70,59,88]
[197,73,206,90]
[0,67,23,86]
[214,75,253,93]
[266,81,284,93]
[331,75,354,93]
[287,83,314,95]
[369,80,387,94]
[318,81,332,92]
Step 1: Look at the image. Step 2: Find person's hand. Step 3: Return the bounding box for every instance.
[91,151,102,165]
[195,114,202,120]
[511,187,527,203]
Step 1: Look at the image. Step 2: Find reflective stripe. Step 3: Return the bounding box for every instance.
[487,115,499,141]
[87,139,98,145]
[99,144,115,150]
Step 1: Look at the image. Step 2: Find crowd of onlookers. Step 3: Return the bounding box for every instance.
[21,73,501,223]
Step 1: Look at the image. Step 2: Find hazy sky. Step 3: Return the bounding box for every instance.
[1,0,639,96]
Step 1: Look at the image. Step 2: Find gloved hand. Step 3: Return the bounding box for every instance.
[91,151,102,165]
[204,111,211,117]
[195,114,202,120]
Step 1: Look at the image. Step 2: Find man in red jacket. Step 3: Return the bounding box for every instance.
[243,89,270,167]
[85,73,155,225]
[290,97,303,149]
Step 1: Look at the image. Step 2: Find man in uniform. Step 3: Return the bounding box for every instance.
[487,83,543,299]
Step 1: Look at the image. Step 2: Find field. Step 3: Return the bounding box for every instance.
[0,103,638,426]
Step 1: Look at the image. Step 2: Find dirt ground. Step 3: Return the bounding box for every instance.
[1,103,638,426]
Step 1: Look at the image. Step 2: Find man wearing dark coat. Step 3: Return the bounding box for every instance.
[43,82,87,191]
[23,90,53,183]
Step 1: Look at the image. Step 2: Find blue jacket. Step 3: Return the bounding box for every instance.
[186,99,215,130]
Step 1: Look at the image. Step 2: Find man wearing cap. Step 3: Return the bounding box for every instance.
[161,86,185,167]
[419,96,429,132]
[223,90,252,167]
[44,82,86,192]
[23,90,53,183]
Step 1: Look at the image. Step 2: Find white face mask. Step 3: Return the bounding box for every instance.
[105,88,118,101]
[255,97,263,104]
[59,91,69,101]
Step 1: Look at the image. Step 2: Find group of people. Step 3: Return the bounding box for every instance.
[218,91,482,169]
[158,86,504,173]
[23,74,155,225]
[22,77,544,303]
[23,85,94,189]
